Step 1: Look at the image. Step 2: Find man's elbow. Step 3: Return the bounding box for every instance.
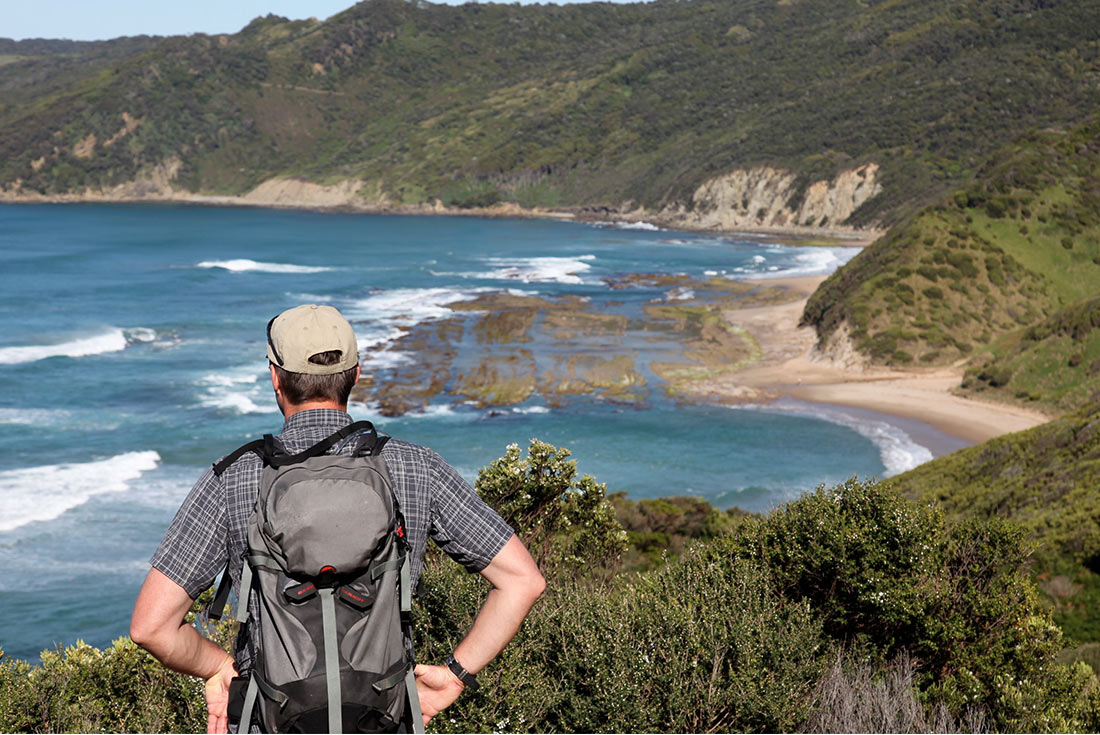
[526,568,547,603]
[129,614,157,651]
[130,611,173,655]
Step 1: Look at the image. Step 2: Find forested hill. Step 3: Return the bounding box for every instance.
[2,0,1099,227]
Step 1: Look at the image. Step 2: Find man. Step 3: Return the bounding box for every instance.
[131,304,546,733]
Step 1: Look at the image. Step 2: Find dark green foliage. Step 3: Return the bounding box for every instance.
[886,397,1100,642]
[474,439,627,575]
[727,478,1098,732]
[416,549,826,734]
[0,640,206,733]
[610,492,748,571]
[4,0,1100,222]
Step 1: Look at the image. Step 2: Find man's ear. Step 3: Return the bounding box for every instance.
[270,364,281,394]
[354,364,361,383]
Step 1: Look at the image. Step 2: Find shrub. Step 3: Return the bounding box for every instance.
[726,479,1097,732]
[475,439,628,575]
[0,640,205,733]
[420,548,827,734]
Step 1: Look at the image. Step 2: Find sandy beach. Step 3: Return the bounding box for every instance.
[705,275,1053,444]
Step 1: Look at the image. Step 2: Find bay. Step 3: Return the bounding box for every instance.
[0,203,965,661]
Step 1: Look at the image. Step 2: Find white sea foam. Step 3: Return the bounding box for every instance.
[0,451,161,532]
[0,408,71,425]
[125,327,157,343]
[346,401,473,422]
[734,246,860,279]
[361,351,414,370]
[665,287,695,302]
[197,259,333,274]
[345,288,489,324]
[0,328,129,365]
[511,405,550,415]
[198,364,279,415]
[739,401,933,475]
[594,221,662,231]
[435,255,596,285]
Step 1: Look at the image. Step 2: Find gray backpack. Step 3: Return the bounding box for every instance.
[210,421,424,734]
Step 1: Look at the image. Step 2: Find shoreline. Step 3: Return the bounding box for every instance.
[2,193,1035,444]
[0,189,881,246]
[703,275,1053,445]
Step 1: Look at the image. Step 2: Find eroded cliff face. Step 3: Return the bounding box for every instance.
[666,163,881,232]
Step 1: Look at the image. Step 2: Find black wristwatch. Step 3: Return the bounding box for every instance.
[444,654,479,693]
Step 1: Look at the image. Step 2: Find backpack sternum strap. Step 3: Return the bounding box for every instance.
[319,588,343,734]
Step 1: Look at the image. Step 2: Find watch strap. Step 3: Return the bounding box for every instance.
[444,654,480,693]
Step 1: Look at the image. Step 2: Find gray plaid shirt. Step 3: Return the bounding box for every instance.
[151,409,513,654]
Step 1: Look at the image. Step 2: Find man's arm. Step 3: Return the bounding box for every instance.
[130,568,238,734]
[414,534,546,724]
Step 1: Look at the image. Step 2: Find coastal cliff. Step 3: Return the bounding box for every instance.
[664,164,881,233]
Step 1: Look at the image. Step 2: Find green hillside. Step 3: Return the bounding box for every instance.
[802,117,1100,366]
[961,294,1100,412]
[2,0,1099,222]
[885,396,1100,642]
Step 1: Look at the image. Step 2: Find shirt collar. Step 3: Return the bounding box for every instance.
[278,409,354,451]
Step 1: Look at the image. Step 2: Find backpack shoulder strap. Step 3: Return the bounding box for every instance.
[265,420,382,468]
[213,421,388,475]
[212,438,266,477]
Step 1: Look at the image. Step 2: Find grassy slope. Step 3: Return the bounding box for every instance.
[961,294,1100,412]
[885,396,1100,642]
[1,0,1099,221]
[802,117,1100,371]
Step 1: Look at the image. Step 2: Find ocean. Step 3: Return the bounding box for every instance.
[0,203,968,661]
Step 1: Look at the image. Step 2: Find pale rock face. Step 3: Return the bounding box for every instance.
[808,321,870,372]
[671,163,881,231]
[242,177,367,207]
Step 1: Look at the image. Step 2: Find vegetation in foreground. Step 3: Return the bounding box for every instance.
[2,439,1098,733]
[886,395,1100,647]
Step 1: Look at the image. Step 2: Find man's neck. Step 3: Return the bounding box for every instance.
[281,402,348,419]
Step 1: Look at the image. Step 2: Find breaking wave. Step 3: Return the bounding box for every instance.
[0,451,161,532]
[197,259,333,274]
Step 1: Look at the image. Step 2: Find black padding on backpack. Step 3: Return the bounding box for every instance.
[265,421,381,468]
[269,670,404,734]
[208,568,234,621]
[213,421,389,476]
[284,703,400,734]
[212,439,266,477]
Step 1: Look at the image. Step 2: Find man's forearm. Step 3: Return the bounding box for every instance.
[131,568,233,680]
[136,617,233,680]
[452,578,543,673]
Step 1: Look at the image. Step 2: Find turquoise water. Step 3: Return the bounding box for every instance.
[0,203,966,661]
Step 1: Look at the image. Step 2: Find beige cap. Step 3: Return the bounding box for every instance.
[266,304,358,374]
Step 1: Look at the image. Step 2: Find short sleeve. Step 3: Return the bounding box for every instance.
[427,452,514,572]
[149,467,230,598]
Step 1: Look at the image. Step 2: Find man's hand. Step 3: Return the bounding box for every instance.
[413,663,466,725]
[204,654,238,734]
